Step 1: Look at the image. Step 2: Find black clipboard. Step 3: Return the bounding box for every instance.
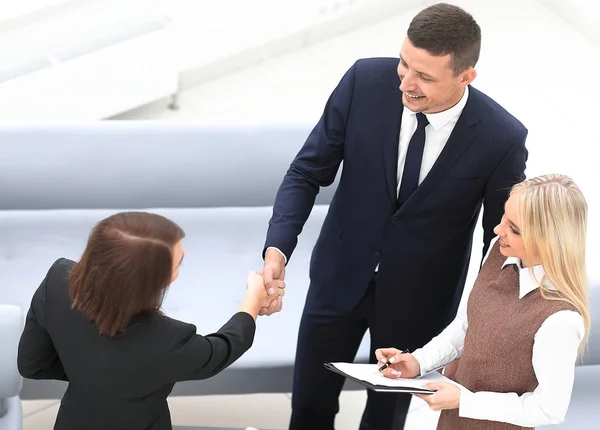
[324,363,436,394]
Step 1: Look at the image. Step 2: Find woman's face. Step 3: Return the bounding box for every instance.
[493,192,528,263]
[171,241,185,282]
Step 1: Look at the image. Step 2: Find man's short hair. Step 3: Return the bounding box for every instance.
[407,3,481,75]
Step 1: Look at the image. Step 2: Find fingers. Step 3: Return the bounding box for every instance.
[375,348,395,363]
[375,348,403,365]
[259,296,284,316]
[271,279,286,291]
[412,391,441,411]
[381,367,402,379]
[266,297,282,314]
[262,265,286,295]
[422,382,445,391]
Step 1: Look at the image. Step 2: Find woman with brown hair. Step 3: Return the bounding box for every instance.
[17,211,279,430]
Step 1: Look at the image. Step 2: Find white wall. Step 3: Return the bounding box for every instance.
[114,0,600,290]
[3,0,598,286]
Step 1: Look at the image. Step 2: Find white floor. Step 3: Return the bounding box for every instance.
[22,391,440,429]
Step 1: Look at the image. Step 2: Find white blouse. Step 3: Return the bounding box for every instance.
[411,236,585,427]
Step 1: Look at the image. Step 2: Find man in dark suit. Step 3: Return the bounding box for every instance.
[261,3,528,429]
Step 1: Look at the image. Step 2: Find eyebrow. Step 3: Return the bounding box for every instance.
[399,55,437,81]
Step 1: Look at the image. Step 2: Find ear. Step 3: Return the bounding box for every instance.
[459,68,477,86]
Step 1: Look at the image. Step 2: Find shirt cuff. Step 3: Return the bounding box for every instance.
[411,348,432,377]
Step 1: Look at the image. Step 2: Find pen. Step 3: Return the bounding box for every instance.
[377,349,409,372]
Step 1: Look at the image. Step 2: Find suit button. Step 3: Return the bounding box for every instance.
[391,216,399,224]
[375,251,381,258]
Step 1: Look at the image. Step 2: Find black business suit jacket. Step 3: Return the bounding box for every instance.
[17,258,255,430]
[265,57,528,347]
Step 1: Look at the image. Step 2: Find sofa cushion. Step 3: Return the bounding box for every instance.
[0,206,370,368]
[0,305,22,399]
[537,364,600,429]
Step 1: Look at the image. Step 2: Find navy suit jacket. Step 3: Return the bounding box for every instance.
[265,58,527,347]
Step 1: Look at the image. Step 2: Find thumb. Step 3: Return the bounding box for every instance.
[422,382,446,390]
[261,266,276,295]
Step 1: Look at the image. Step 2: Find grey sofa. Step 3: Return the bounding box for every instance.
[0,123,370,400]
[0,124,597,430]
[0,305,23,430]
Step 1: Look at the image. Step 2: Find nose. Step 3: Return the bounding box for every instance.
[493,223,504,237]
[399,73,416,92]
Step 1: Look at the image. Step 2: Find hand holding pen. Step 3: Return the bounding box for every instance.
[374,347,421,379]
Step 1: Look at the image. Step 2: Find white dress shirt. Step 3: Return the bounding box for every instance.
[396,86,469,194]
[411,236,585,427]
[268,88,470,264]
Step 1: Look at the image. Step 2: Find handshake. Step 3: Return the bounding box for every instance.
[240,248,287,319]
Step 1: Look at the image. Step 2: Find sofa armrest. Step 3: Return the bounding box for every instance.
[0,305,23,399]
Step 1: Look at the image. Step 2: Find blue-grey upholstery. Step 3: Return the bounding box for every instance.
[1,123,597,430]
[0,123,370,400]
[0,305,23,430]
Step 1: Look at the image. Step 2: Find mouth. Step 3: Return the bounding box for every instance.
[404,92,425,100]
[499,239,509,248]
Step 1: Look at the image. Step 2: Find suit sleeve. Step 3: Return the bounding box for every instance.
[162,312,256,382]
[17,262,68,381]
[263,61,357,261]
[481,129,528,259]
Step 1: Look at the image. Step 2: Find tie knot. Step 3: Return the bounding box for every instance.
[416,112,429,129]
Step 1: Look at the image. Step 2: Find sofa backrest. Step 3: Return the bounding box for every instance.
[0,305,23,401]
[0,123,337,210]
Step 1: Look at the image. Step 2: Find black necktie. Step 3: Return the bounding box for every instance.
[398,112,429,206]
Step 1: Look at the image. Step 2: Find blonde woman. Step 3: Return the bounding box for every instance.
[376,174,590,430]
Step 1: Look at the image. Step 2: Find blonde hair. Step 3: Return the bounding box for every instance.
[511,174,590,353]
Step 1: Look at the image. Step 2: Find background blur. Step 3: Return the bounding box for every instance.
[3,0,597,282]
[1,1,599,429]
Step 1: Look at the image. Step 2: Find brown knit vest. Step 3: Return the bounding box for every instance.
[437,240,577,430]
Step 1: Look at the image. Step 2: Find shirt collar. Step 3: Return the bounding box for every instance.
[404,86,469,131]
[501,257,556,299]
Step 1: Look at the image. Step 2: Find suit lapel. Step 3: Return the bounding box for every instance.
[380,89,404,205]
[395,88,480,214]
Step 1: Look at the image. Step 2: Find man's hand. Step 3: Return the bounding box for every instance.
[260,248,286,315]
[413,382,461,411]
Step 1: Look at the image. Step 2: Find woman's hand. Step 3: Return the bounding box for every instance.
[246,271,284,310]
[413,382,461,411]
[374,348,421,379]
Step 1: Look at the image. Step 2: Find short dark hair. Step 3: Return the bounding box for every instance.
[407,3,481,75]
[69,212,185,337]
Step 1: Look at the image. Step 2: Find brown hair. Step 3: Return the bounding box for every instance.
[407,3,481,75]
[69,211,185,337]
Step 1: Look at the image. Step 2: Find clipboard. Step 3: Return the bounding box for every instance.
[324,362,441,394]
